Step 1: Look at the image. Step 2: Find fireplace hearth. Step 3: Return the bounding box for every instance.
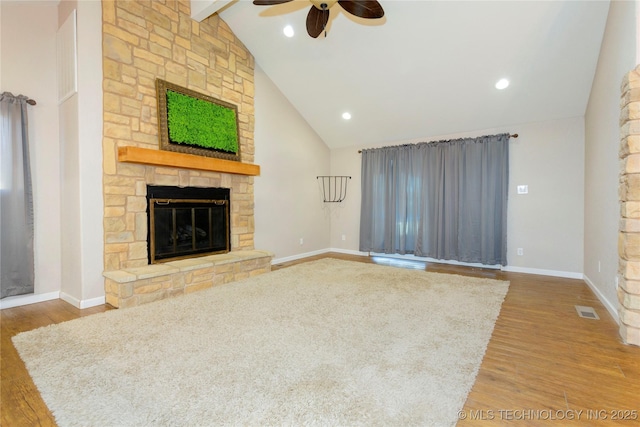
[147,185,230,264]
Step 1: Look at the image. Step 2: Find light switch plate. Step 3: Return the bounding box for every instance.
[517,185,528,194]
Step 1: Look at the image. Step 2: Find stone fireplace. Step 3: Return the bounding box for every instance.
[619,65,640,346]
[101,0,272,308]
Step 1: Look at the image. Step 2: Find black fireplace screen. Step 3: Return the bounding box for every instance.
[147,186,230,263]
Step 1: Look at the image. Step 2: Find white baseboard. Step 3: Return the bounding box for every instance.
[60,292,81,308]
[276,249,585,281]
[372,254,582,278]
[271,248,370,265]
[271,249,331,265]
[501,265,583,280]
[583,274,619,324]
[81,296,106,309]
[60,292,106,309]
[0,291,60,310]
[328,248,370,257]
[1,291,105,310]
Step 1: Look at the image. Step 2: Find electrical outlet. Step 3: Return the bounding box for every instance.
[299,238,303,245]
[517,185,528,194]
[598,261,601,273]
[341,234,346,241]
[517,248,524,256]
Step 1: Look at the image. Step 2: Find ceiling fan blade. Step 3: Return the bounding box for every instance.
[306,5,329,38]
[338,0,384,19]
[253,0,294,5]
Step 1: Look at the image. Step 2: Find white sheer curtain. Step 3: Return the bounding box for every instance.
[1,92,34,298]
[360,134,509,266]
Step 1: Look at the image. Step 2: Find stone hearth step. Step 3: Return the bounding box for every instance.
[103,250,273,308]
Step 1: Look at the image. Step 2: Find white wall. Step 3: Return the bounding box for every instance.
[330,117,585,278]
[58,0,104,308]
[637,0,640,65]
[1,1,61,303]
[76,0,104,304]
[584,0,638,320]
[328,148,361,251]
[506,118,584,276]
[58,1,81,304]
[59,93,83,302]
[254,66,331,262]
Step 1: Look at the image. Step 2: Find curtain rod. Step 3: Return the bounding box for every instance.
[1,93,37,105]
[357,133,518,153]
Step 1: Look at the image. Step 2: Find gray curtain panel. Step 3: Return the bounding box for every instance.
[1,92,35,298]
[360,134,509,266]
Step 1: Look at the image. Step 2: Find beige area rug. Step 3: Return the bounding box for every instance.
[13,259,509,427]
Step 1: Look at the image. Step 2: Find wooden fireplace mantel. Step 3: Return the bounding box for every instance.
[117,146,260,176]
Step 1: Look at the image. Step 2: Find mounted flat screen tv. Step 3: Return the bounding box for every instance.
[156,78,241,162]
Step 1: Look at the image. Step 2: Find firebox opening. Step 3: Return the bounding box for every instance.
[147,185,230,264]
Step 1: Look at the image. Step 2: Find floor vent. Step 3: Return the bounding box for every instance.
[575,305,599,320]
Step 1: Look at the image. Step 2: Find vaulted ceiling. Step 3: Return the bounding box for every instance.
[193,0,610,149]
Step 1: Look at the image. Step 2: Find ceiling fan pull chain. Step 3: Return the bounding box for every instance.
[323,3,328,38]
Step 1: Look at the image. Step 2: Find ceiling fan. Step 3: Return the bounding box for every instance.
[253,0,385,38]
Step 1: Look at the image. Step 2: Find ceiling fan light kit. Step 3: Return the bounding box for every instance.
[253,0,384,38]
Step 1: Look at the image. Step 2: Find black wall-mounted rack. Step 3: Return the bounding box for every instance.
[316,176,351,203]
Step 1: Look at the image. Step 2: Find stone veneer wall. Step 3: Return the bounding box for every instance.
[619,65,640,346]
[101,0,267,307]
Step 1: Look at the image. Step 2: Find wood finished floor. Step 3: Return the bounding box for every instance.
[2,252,639,426]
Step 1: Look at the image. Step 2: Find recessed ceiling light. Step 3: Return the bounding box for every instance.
[342,112,352,120]
[283,25,294,38]
[495,78,510,90]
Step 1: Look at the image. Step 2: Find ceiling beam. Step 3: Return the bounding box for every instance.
[190,0,234,22]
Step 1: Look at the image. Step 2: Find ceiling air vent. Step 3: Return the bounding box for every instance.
[575,305,600,320]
